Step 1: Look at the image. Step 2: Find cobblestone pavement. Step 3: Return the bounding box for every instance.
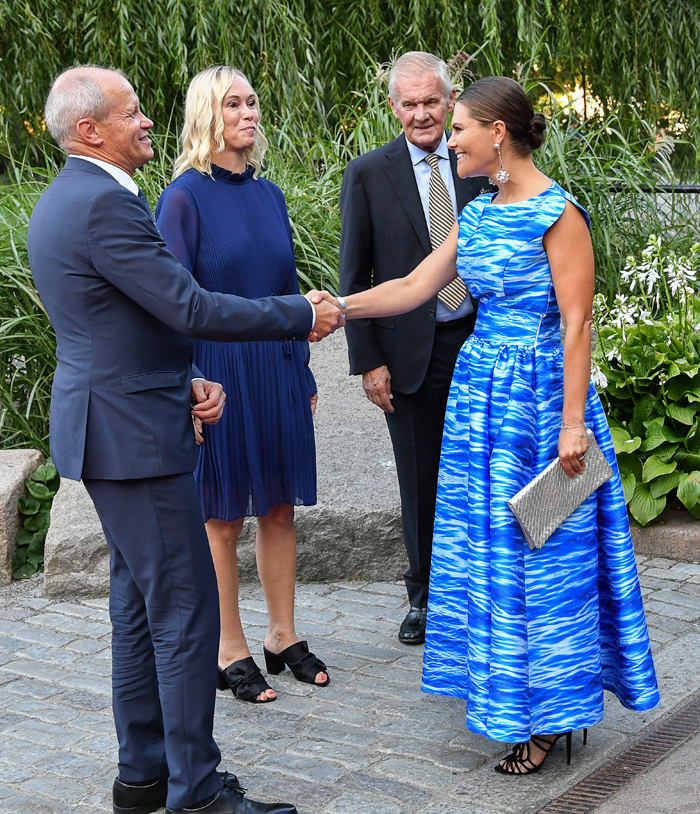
[1,553,700,814]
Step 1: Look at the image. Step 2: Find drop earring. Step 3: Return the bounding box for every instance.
[493,143,509,184]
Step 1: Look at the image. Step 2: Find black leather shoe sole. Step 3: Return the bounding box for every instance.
[165,785,297,813]
[113,775,168,814]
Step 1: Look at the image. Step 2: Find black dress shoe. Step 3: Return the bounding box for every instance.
[113,774,168,814]
[165,775,296,814]
[398,606,427,644]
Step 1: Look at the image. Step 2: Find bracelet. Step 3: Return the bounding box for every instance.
[561,427,587,438]
[563,413,585,424]
[336,295,348,312]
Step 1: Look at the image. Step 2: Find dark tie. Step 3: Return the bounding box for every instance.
[425,153,468,311]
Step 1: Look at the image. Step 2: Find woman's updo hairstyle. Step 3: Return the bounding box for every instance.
[456,76,546,155]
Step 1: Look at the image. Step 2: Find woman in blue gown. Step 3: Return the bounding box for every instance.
[156,66,329,704]
[334,76,659,773]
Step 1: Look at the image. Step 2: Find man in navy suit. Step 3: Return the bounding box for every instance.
[28,66,342,814]
[339,53,491,645]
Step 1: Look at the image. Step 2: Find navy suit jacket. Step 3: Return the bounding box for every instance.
[28,158,312,481]
[339,133,491,394]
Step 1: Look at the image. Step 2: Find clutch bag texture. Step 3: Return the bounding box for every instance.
[507,429,613,550]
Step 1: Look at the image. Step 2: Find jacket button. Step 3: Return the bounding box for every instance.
[428,309,436,317]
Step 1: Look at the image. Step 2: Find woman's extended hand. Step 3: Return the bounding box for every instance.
[558,428,589,478]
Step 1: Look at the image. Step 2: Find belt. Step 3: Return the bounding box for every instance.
[435,312,476,332]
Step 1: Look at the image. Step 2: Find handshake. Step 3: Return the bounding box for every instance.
[304,290,345,342]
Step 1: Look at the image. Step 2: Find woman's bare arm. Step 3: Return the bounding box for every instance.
[544,200,595,478]
[340,222,460,319]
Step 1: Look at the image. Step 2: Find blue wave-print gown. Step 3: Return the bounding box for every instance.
[421,182,659,742]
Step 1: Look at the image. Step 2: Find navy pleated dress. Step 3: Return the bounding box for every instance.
[155,164,317,521]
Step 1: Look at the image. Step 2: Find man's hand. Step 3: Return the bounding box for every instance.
[362,365,394,413]
[192,415,204,445]
[191,379,226,427]
[305,290,344,342]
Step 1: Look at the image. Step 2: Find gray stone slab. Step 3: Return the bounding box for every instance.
[4,720,85,748]
[643,600,700,621]
[0,449,43,585]
[642,568,689,582]
[258,753,347,784]
[26,613,111,638]
[325,795,408,814]
[594,732,700,813]
[43,478,110,598]
[2,677,62,699]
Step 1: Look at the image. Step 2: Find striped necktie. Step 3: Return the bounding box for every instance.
[425,153,468,311]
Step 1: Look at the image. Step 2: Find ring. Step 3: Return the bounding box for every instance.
[577,455,585,460]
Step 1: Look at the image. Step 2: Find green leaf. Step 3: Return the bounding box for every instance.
[11,547,27,569]
[26,533,45,564]
[642,455,677,483]
[678,471,700,510]
[24,481,51,500]
[631,395,661,437]
[610,427,630,453]
[24,510,50,534]
[617,452,643,481]
[641,418,668,451]
[629,482,666,526]
[18,496,40,515]
[668,403,697,425]
[16,527,40,548]
[655,443,680,463]
[650,471,681,498]
[31,464,56,483]
[620,470,637,504]
[674,449,700,473]
[12,560,38,580]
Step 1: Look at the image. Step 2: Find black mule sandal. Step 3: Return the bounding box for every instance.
[217,656,276,703]
[263,640,330,686]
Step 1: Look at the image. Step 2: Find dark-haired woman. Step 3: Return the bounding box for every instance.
[332,76,659,773]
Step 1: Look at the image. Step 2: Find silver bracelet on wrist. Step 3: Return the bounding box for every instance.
[336,295,348,312]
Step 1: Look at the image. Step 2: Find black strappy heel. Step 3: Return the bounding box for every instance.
[217,656,276,703]
[495,729,588,774]
[263,640,329,686]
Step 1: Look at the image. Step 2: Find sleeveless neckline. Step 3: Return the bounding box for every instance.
[211,164,256,184]
[488,180,556,208]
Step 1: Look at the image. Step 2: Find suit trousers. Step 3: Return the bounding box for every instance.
[385,314,475,608]
[83,473,223,810]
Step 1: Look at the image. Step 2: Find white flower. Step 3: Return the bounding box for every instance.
[591,363,608,390]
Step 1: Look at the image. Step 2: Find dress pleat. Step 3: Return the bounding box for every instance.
[421,182,659,742]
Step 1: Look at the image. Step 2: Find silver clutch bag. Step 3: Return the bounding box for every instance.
[507,429,613,550]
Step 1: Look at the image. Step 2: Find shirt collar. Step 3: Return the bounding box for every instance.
[404,132,450,167]
[68,155,140,196]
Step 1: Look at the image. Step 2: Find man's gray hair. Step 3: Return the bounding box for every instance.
[44,65,128,150]
[388,52,452,100]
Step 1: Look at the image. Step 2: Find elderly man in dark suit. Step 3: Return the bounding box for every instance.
[28,66,341,814]
[339,52,492,645]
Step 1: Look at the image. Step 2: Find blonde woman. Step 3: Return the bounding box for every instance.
[155,66,328,703]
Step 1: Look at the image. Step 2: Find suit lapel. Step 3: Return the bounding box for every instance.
[382,135,432,255]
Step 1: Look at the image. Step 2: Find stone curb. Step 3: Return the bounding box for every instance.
[0,449,44,585]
